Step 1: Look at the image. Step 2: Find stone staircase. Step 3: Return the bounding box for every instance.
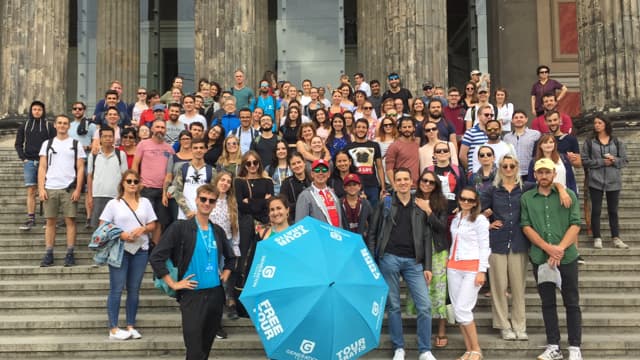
[0,143,639,360]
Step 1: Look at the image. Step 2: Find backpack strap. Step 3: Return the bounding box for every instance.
[180,162,190,183]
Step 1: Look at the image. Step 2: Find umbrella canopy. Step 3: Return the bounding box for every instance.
[239,216,388,360]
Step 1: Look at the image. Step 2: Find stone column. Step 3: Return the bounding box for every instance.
[358,0,447,94]
[195,0,261,90]
[577,0,640,114]
[96,0,139,103]
[357,0,386,84]
[0,0,69,117]
[254,0,269,85]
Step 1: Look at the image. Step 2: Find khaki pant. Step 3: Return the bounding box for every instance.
[488,251,528,332]
[43,189,78,218]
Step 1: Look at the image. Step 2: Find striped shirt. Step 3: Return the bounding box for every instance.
[461,125,488,168]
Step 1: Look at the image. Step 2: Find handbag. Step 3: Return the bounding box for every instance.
[121,199,144,254]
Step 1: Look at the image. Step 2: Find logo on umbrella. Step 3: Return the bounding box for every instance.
[360,248,381,279]
[300,339,316,354]
[371,301,380,316]
[330,231,343,241]
[262,265,276,278]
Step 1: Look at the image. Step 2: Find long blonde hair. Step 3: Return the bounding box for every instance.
[214,172,239,238]
[218,135,243,167]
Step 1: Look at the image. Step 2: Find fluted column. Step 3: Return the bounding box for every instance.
[0,0,69,117]
[254,0,269,85]
[195,0,260,89]
[577,0,640,113]
[96,0,139,103]
[357,0,386,84]
[361,0,447,93]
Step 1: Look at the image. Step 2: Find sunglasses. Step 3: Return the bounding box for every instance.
[501,164,517,170]
[486,128,500,133]
[466,87,474,91]
[125,179,140,185]
[420,178,436,185]
[435,148,449,154]
[388,75,399,80]
[313,167,329,173]
[138,92,147,95]
[483,113,494,117]
[382,123,394,128]
[363,106,373,110]
[246,160,260,167]
[478,152,493,158]
[539,70,549,74]
[260,83,269,87]
[72,107,84,111]
[199,196,217,204]
[424,127,438,132]
[459,196,476,203]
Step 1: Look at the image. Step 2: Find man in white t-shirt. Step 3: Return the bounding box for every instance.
[470,119,517,173]
[179,95,207,129]
[173,139,217,219]
[38,115,86,267]
[354,72,371,97]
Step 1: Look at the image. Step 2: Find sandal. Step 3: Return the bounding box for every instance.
[434,335,448,348]
[456,351,471,360]
[468,351,484,360]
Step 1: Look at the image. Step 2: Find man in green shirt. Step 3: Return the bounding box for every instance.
[520,158,582,360]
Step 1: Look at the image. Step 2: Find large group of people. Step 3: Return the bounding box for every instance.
[13,66,630,360]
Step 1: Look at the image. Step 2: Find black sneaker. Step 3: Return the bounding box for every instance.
[19,219,35,231]
[226,304,239,320]
[215,327,228,339]
[40,253,54,267]
[577,256,585,265]
[84,218,92,229]
[64,252,75,267]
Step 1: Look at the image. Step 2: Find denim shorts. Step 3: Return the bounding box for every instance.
[23,160,38,186]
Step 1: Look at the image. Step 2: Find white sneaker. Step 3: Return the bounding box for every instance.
[613,237,629,249]
[515,330,528,340]
[593,237,603,249]
[392,348,406,360]
[418,351,437,360]
[568,346,582,360]
[537,345,563,360]
[501,328,516,340]
[109,328,131,340]
[128,328,142,339]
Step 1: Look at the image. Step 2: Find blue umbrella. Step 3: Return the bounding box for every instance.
[239,216,388,360]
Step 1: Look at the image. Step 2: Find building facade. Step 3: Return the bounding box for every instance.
[0,0,638,126]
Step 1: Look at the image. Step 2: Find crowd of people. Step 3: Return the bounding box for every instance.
[13,66,630,360]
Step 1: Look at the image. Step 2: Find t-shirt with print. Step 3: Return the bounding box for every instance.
[177,165,210,220]
[343,141,382,188]
[39,137,87,190]
[135,139,174,189]
[165,120,186,145]
[178,113,207,129]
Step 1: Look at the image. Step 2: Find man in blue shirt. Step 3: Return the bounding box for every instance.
[251,80,281,127]
[150,184,236,360]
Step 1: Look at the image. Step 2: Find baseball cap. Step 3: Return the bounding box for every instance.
[152,104,166,112]
[343,173,361,186]
[477,86,489,94]
[311,159,330,170]
[534,158,556,171]
[422,81,434,90]
[470,70,482,76]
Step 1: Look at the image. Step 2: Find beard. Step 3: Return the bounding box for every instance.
[260,125,272,132]
[429,110,441,118]
[488,132,500,141]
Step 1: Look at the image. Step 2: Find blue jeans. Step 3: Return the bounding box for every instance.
[23,160,38,186]
[363,185,380,208]
[107,250,149,329]
[379,253,432,353]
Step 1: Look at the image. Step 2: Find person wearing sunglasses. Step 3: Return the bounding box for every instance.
[419,121,459,172]
[150,184,236,359]
[382,72,413,114]
[459,104,491,170]
[530,65,567,117]
[233,151,274,316]
[294,159,343,228]
[469,120,516,174]
[99,170,157,341]
[469,145,497,197]
[448,186,490,360]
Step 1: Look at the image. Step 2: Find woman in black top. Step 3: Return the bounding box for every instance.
[280,152,311,222]
[280,106,302,150]
[204,124,225,166]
